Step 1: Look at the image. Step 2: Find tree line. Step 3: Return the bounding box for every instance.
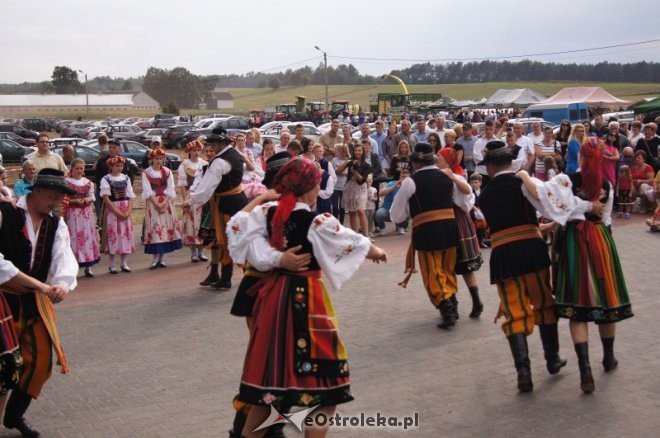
[1,60,658,108]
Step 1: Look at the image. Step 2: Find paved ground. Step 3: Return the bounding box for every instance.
[1,214,658,437]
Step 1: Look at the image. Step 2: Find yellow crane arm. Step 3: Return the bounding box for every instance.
[380,73,409,94]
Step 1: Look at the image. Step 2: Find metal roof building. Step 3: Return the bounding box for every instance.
[0,91,159,113]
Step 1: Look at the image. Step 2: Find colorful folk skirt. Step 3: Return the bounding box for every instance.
[238,270,353,408]
[0,293,21,396]
[64,205,100,267]
[454,207,482,275]
[103,200,135,256]
[144,198,183,254]
[554,221,633,323]
[181,203,204,246]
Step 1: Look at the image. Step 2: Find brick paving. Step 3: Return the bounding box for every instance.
[1,214,658,437]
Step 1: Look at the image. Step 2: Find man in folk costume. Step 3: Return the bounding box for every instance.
[191,134,248,290]
[0,169,78,437]
[477,140,601,392]
[391,142,460,329]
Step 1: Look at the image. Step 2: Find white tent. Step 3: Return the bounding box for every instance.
[484,88,547,108]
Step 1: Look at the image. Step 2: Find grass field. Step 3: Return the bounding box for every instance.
[5,82,659,119]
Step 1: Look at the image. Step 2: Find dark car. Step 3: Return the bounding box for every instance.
[0,123,39,139]
[178,128,211,148]
[152,114,176,128]
[87,140,181,171]
[0,139,32,164]
[0,132,36,147]
[50,144,140,181]
[210,116,250,135]
[22,118,56,132]
[163,124,195,148]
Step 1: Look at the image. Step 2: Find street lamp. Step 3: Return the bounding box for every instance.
[314,45,329,121]
[78,69,89,119]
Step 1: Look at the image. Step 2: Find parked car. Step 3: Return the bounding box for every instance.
[264,122,322,143]
[0,139,32,163]
[134,118,153,130]
[508,118,556,135]
[0,132,36,147]
[50,144,140,180]
[163,125,195,148]
[209,116,250,135]
[136,128,168,145]
[22,118,54,132]
[48,137,90,148]
[62,122,96,139]
[87,140,181,171]
[0,123,39,139]
[152,114,177,128]
[178,129,211,148]
[108,124,142,141]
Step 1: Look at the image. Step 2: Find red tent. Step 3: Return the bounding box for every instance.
[541,87,631,107]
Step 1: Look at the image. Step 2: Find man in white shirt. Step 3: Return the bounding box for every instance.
[25,134,68,173]
[514,122,535,173]
[473,120,498,186]
[527,121,544,145]
[276,131,291,154]
[413,119,430,143]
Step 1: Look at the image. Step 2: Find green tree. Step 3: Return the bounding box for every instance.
[269,77,281,90]
[122,79,133,90]
[51,66,83,94]
[162,101,180,115]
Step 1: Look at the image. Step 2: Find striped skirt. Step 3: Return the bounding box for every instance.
[554,221,633,324]
[238,270,353,408]
[0,294,20,396]
[454,207,482,275]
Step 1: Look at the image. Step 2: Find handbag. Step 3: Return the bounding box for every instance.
[197,202,215,246]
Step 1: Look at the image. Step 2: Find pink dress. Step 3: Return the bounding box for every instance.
[100,174,136,255]
[601,144,618,186]
[141,167,183,254]
[64,177,100,267]
[177,159,206,246]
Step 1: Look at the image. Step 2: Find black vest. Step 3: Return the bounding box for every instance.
[267,207,320,271]
[409,168,458,251]
[0,202,59,320]
[479,172,550,283]
[211,147,248,215]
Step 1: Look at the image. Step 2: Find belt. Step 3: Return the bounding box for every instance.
[491,224,542,249]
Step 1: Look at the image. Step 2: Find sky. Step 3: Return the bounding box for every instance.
[2,0,660,84]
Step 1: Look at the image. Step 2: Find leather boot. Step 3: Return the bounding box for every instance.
[3,390,40,437]
[574,342,595,394]
[228,408,247,438]
[199,264,219,286]
[468,286,483,318]
[437,299,457,329]
[450,294,459,320]
[539,324,567,375]
[507,334,533,392]
[213,264,233,290]
[601,337,618,372]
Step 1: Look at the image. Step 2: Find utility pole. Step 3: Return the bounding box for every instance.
[78,69,89,119]
[314,46,329,121]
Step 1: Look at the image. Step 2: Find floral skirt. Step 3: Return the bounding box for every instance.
[454,207,482,275]
[103,200,135,256]
[554,221,633,323]
[341,179,367,212]
[238,271,353,408]
[65,205,100,267]
[144,198,183,254]
[181,203,203,246]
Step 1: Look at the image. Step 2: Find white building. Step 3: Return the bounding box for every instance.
[207,90,234,109]
[0,91,159,114]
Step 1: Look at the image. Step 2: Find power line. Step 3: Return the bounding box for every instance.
[258,56,321,73]
[326,38,660,63]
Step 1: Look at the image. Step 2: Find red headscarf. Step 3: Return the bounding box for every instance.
[270,158,322,250]
[580,137,604,200]
[438,147,463,175]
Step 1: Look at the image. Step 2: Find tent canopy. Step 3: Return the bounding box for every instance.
[634,96,660,114]
[540,87,631,107]
[484,88,546,107]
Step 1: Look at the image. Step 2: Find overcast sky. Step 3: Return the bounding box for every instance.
[3,0,659,84]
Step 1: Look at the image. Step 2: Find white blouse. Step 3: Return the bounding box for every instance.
[65,177,96,201]
[177,159,207,188]
[141,167,177,200]
[99,174,136,199]
[231,201,371,290]
[0,252,19,285]
[452,174,475,214]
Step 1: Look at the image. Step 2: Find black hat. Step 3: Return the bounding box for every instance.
[28,168,76,195]
[410,142,436,164]
[262,151,291,188]
[478,140,514,165]
[108,138,121,146]
[205,134,232,145]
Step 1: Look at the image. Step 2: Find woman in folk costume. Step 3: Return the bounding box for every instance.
[519,137,633,394]
[437,147,484,319]
[236,158,387,438]
[64,158,101,277]
[178,140,208,263]
[100,155,135,273]
[142,148,183,269]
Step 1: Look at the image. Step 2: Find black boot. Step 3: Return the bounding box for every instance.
[437,299,457,329]
[199,263,220,286]
[213,264,233,290]
[228,408,247,438]
[575,342,595,394]
[507,334,533,392]
[539,324,567,375]
[450,294,459,320]
[601,337,618,372]
[468,286,483,318]
[3,390,40,437]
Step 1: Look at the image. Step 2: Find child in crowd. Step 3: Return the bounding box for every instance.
[366,185,378,238]
[178,140,208,263]
[100,156,135,273]
[469,172,489,248]
[331,143,349,223]
[13,160,36,197]
[313,143,334,214]
[142,149,183,269]
[617,165,633,219]
[64,158,100,277]
[543,155,560,179]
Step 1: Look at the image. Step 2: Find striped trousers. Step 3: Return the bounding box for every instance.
[15,317,52,399]
[417,248,458,308]
[495,267,557,337]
